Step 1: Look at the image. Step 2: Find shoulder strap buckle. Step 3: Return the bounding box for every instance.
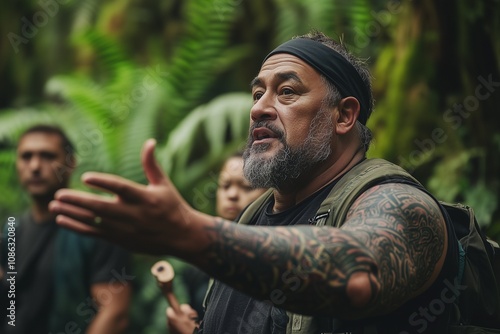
[309,210,331,227]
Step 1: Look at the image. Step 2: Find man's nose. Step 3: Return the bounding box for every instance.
[29,156,42,171]
[250,93,277,122]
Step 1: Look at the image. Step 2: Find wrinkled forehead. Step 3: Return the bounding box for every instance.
[253,53,320,88]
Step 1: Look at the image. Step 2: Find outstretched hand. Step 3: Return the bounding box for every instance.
[49,139,198,255]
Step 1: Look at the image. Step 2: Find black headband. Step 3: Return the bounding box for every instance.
[263,38,370,125]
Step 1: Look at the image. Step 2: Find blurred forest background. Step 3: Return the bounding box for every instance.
[1,0,499,332]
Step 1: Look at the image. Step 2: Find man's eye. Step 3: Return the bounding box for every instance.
[281,88,294,95]
[253,92,263,101]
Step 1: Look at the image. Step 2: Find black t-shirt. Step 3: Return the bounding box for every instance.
[9,214,56,333]
[0,212,131,334]
[200,179,459,334]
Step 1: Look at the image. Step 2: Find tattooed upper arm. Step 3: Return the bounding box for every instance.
[200,183,447,318]
[342,182,447,315]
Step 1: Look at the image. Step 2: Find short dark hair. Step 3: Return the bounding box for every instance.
[19,124,75,157]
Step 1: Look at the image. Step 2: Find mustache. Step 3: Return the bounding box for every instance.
[249,121,285,140]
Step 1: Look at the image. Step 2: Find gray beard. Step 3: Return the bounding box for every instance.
[243,106,333,190]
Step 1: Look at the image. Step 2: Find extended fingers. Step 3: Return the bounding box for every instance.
[52,188,134,220]
[54,210,136,251]
[50,198,136,234]
[81,172,146,202]
[49,196,98,225]
[54,212,103,236]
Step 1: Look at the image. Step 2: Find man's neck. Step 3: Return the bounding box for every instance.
[272,147,365,213]
[31,198,55,224]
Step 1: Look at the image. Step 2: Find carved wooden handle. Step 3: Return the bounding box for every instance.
[151,260,181,314]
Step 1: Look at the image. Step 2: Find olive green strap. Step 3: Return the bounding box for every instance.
[314,158,421,228]
[238,188,274,225]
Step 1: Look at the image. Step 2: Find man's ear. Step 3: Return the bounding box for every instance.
[335,97,360,135]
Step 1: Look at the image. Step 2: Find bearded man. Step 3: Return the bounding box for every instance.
[49,31,459,333]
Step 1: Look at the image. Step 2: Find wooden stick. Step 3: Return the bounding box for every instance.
[151,260,181,314]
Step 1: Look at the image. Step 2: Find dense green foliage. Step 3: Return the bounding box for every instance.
[1,0,499,332]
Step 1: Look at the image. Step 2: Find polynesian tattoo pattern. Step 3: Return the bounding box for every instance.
[203,183,445,317]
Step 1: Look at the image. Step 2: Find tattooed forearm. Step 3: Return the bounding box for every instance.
[200,183,445,318]
[202,219,380,316]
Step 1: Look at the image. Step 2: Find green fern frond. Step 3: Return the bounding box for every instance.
[46,76,112,122]
[273,0,308,45]
[70,29,138,100]
[346,0,372,28]
[158,92,252,191]
[163,0,241,127]
[117,87,169,183]
[273,0,373,54]
[313,0,343,36]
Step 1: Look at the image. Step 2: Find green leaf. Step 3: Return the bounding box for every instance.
[465,183,497,228]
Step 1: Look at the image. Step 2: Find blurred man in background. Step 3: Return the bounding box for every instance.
[0,124,132,334]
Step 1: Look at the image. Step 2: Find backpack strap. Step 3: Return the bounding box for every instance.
[238,189,274,225]
[309,159,421,333]
[312,158,421,228]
